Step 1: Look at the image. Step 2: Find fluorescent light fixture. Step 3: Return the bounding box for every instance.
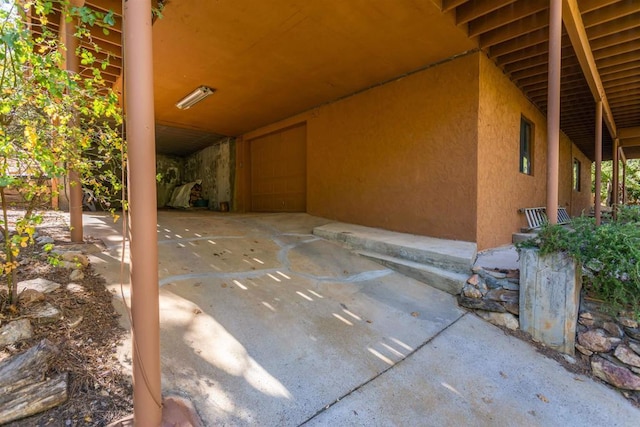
[176,86,215,110]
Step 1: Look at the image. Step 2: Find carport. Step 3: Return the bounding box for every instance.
[84,210,639,425]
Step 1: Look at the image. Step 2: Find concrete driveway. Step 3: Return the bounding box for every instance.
[85,211,639,426]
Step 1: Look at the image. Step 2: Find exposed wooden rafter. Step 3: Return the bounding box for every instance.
[562,0,617,138]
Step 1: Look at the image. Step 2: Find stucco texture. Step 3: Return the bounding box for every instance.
[239,52,592,250]
[477,54,591,249]
[306,54,479,242]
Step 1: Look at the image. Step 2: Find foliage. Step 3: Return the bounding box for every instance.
[0,0,124,305]
[519,210,640,320]
[593,159,640,206]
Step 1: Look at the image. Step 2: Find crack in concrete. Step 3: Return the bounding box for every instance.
[297,311,468,426]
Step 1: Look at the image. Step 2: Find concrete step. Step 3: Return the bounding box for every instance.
[512,232,537,245]
[313,222,476,274]
[357,251,468,295]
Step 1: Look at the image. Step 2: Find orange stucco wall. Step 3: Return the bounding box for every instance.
[476,53,592,249]
[240,52,592,249]
[242,53,480,243]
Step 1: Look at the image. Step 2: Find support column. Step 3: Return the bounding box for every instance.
[621,151,627,205]
[60,2,84,242]
[594,101,603,225]
[546,0,562,224]
[612,138,619,219]
[123,0,162,424]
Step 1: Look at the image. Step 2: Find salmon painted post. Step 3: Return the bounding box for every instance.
[123,0,162,424]
[546,0,562,225]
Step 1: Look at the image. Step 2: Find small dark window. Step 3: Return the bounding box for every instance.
[573,158,581,191]
[520,117,533,175]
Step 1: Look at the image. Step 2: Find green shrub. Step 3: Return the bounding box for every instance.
[518,211,640,321]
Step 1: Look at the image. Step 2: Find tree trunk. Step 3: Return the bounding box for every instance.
[0,339,68,423]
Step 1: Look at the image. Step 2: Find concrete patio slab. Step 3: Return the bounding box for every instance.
[83,211,639,426]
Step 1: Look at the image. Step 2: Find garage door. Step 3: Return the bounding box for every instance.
[250,123,306,212]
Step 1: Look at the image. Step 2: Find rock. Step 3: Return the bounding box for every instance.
[629,341,640,356]
[484,275,504,289]
[54,251,89,268]
[577,329,621,353]
[485,269,507,279]
[477,311,519,330]
[29,303,62,324]
[19,289,45,305]
[575,343,593,356]
[625,327,640,341]
[579,312,595,327]
[35,236,54,245]
[591,356,640,390]
[467,274,480,286]
[615,345,640,368]
[485,289,519,304]
[457,296,506,313]
[619,317,638,329]
[17,278,61,294]
[562,354,576,364]
[603,321,624,338]
[501,281,520,291]
[462,284,482,299]
[504,302,520,316]
[69,269,85,281]
[471,266,483,274]
[0,319,33,346]
[66,283,86,293]
[631,366,640,375]
[505,269,519,279]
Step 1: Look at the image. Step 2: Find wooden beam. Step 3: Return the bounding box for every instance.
[456,0,517,25]
[594,39,640,61]
[597,53,640,70]
[480,10,548,48]
[586,12,640,39]
[605,80,640,92]
[468,0,547,37]
[442,0,467,13]
[489,27,548,57]
[618,127,640,139]
[620,137,640,147]
[562,0,617,139]
[496,41,548,65]
[582,0,640,28]
[579,0,624,14]
[591,29,640,52]
[601,67,640,83]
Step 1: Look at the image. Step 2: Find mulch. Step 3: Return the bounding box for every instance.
[0,210,132,426]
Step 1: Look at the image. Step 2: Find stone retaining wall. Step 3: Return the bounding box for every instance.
[458,266,640,402]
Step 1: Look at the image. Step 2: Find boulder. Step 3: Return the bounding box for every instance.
[17,278,61,294]
[615,345,640,368]
[0,319,33,347]
[477,311,519,331]
[591,356,640,390]
[69,269,85,281]
[457,296,505,313]
[577,329,621,353]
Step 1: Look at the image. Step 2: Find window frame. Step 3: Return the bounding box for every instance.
[519,116,534,176]
[573,158,581,191]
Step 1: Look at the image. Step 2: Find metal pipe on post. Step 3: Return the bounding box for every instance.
[546,0,562,225]
[612,139,619,219]
[594,101,603,226]
[621,149,627,205]
[123,0,162,424]
[60,1,84,242]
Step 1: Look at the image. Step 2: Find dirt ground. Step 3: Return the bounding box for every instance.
[0,210,132,426]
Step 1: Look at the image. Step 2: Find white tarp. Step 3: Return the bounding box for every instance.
[167,180,202,208]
